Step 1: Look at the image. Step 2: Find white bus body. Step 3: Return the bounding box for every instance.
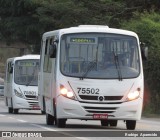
[38,25,144,129]
[4,55,40,114]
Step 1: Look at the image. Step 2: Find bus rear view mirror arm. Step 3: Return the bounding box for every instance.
[140,42,148,61]
[9,66,13,74]
[49,44,57,58]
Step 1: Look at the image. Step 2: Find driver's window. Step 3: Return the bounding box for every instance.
[43,37,55,73]
[6,62,13,82]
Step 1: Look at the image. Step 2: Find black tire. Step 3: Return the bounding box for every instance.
[42,97,46,114]
[56,118,67,128]
[46,113,54,125]
[53,98,57,125]
[6,98,8,106]
[13,109,19,114]
[8,98,13,113]
[53,98,66,128]
[8,107,13,113]
[126,120,136,130]
[101,120,109,126]
[109,120,118,127]
[41,110,45,114]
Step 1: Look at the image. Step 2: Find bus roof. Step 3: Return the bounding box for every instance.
[7,54,40,62]
[42,25,138,39]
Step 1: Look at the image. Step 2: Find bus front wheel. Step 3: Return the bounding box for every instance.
[56,118,67,128]
[109,120,118,127]
[13,109,19,114]
[41,110,45,114]
[8,98,13,113]
[126,120,136,130]
[101,120,109,126]
[46,113,54,125]
[8,107,13,113]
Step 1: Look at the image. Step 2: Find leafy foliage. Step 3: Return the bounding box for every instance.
[1,0,159,51]
[121,11,160,114]
[0,0,42,51]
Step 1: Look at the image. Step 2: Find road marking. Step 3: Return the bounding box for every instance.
[8,117,28,123]
[30,124,89,140]
[75,137,89,140]
[0,114,5,117]
[30,123,57,131]
[8,117,15,119]
[17,119,27,123]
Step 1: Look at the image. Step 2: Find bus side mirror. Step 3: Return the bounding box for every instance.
[140,42,148,61]
[9,66,13,73]
[49,44,57,58]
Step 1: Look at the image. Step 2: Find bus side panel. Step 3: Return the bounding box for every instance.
[38,72,43,110]
[44,56,55,116]
[44,59,56,116]
[4,62,14,107]
[38,41,45,112]
[51,59,56,116]
[4,81,13,107]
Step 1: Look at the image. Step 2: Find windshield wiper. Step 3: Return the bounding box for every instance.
[80,61,97,80]
[26,69,36,86]
[112,49,123,81]
[26,77,34,86]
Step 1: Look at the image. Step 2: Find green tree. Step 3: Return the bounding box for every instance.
[0,0,43,52]
[121,11,160,114]
[0,0,126,52]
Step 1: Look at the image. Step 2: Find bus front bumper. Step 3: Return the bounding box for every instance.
[56,96,143,120]
[12,96,40,110]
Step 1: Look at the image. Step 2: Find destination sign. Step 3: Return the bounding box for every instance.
[18,61,37,67]
[70,37,97,44]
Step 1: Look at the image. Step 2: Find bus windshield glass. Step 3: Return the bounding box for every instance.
[60,33,140,79]
[14,60,39,86]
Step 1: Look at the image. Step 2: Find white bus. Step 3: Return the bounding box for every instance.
[4,55,40,114]
[38,25,147,129]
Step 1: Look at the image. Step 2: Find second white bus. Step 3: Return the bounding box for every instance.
[4,55,40,114]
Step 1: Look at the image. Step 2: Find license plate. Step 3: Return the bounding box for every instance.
[32,106,40,109]
[93,114,108,119]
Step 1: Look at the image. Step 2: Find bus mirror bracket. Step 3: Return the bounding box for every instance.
[9,66,13,73]
[140,42,148,61]
[49,43,57,58]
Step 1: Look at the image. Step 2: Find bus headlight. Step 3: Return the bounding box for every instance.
[14,89,25,99]
[60,85,76,100]
[126,90,140,101]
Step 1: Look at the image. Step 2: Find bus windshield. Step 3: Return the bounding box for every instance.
[14,60,39,86]
[60,33,140,79]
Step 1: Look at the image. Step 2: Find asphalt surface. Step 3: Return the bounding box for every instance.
[0,96,160,140]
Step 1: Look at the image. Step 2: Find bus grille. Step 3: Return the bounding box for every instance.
[28,101,39,107]
[79,95,123,101]
[24,95,39,108]
[83,106,118,114]
[25,95,38,100]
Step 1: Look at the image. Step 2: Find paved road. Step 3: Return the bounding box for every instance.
[0,96,160,140]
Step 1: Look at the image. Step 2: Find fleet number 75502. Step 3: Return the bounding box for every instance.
[77,88,100,94]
